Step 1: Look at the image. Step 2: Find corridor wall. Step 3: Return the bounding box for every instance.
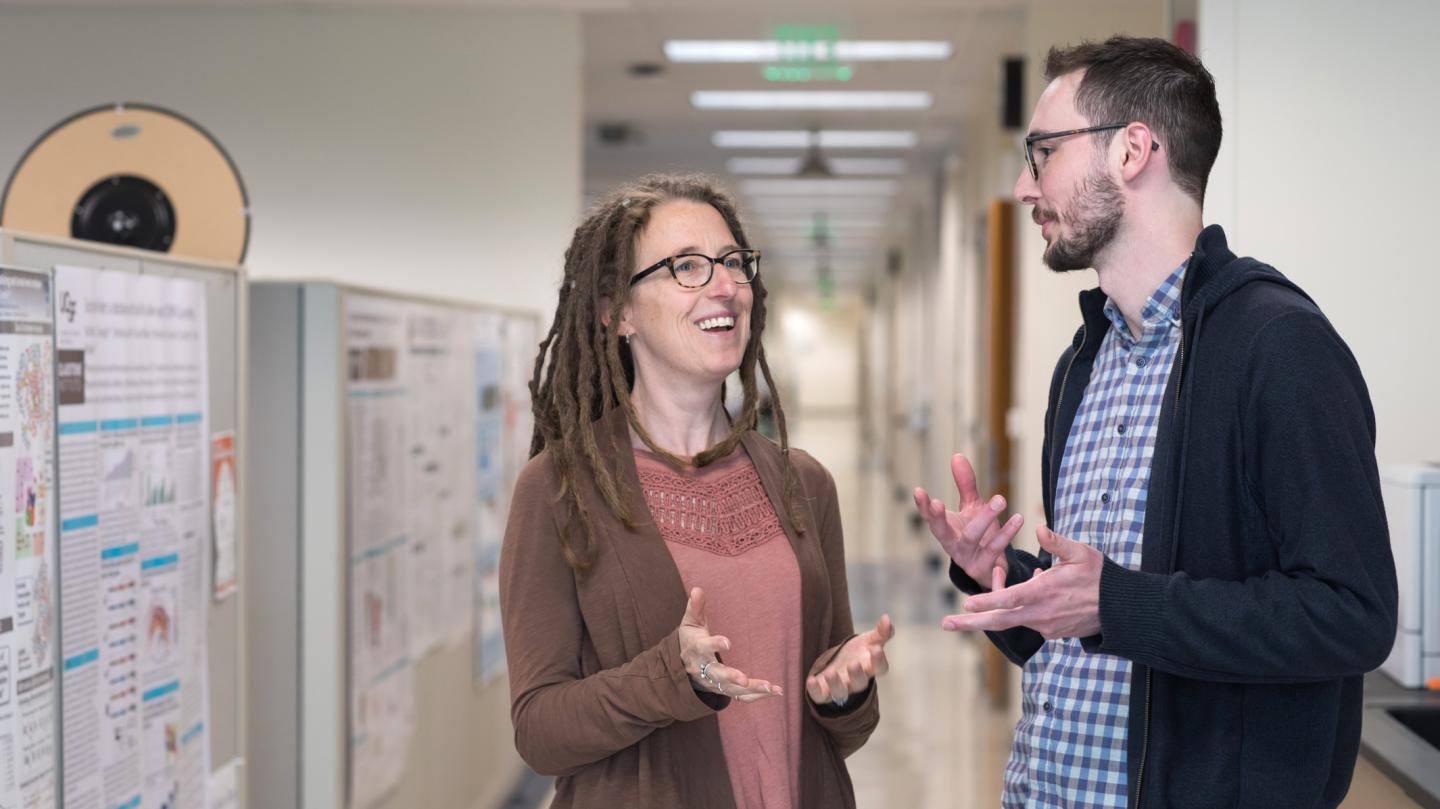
[1199,0,1440,468]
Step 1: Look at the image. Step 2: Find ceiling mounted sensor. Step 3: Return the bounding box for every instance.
[628,62,665,78]
[795,128,834,179]
[1,103,249,263]
[596,122,640,147]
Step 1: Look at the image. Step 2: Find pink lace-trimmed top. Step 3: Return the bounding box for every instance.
[634,446,802,809]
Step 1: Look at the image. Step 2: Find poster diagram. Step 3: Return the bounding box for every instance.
[0,268,59,809]
[55,265,210,809]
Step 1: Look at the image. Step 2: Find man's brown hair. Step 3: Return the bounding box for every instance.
[1046,36,1222,205]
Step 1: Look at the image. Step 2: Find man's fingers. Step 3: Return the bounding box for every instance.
[951,453,982,507]
[941,607,1028,633]
[991,565,1007,593]
[991,513,1024,549]
[966,577,1036,612]
[1037,526,1085,564]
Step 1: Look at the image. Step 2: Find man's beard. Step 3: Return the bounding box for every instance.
[1038,166,1124,273]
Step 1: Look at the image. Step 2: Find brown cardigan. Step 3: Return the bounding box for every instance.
[499,409,880,808]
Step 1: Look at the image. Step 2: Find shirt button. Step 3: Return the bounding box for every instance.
[1117,424,1127,435]
[1135,357,1147,367]
[1043,700,1053,712]
[1101,493,1111,504]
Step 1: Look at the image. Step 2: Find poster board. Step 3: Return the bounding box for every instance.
[0,229,246,809]
[247,282,536,809]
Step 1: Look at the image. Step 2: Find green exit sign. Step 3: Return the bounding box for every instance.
[766,24,853,83]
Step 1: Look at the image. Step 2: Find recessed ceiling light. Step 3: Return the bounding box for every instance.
[692,91,932,110]
[665,40,952,63]
[713,130,919,149]
[741,179,900,196]
[726,157,907,176]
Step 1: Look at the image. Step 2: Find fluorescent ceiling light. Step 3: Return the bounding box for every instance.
[744,196,896,214]
[727,157,907,176]
[692,91,932,110]
[713,130,918,150]
[741,179,900,196]
[665,40,952,63]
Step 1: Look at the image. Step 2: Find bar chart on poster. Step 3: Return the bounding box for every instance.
[54,266,211,809]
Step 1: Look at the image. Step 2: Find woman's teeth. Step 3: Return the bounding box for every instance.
[697,316,735,332]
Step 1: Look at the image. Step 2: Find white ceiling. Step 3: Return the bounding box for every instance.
[582,1,1025,289]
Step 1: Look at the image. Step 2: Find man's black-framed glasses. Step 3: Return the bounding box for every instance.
[629,249,761,289]
[1024,122,1158,180]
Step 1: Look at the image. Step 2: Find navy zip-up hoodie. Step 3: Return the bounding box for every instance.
[951,225,1398,808]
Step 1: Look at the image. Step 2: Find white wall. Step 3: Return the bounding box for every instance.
[1200,0,1440,468]
[0,8,581,320]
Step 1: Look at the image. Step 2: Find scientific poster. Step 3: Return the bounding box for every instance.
[471,313,505,685]
[344,294,414,809]
[0,268,58,809]
[402,304,476,655]
[55,265,210,809]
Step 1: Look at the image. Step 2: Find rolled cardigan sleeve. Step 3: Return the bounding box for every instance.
[500,455,724,776]
[799,457,881,757]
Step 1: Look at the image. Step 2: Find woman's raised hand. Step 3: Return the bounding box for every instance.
[806,614,895,706]
[678,587,782,703]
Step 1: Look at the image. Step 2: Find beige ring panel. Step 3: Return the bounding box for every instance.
[2,106,248,264]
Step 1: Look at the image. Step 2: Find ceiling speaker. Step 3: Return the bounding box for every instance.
[1,103,249,264]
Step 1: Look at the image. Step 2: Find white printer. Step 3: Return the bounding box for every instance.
[1382,465,1440,688]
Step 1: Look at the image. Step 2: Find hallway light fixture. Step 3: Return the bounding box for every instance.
[727,157,907,176]
[665,40,953,63]
[692,91,932,110]
[741,178,899,196]
[713,130,918,149]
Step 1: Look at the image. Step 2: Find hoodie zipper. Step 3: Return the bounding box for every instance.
[1132,301,1188,809]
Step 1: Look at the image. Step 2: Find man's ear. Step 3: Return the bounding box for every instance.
[1118,122,1159,182]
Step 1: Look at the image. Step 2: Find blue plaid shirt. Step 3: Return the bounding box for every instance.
[1002,262,1187,808]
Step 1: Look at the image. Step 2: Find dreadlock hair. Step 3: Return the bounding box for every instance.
[528,173,803,572]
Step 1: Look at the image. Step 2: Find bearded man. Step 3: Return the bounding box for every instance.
[913,36,1397,809]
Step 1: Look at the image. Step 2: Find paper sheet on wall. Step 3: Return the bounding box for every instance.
[55,265,210,809]
[402,304,476,656]
[471,313,505,685]
[210,432,236,601]
[344,294,415,809]
[0,268,59,809]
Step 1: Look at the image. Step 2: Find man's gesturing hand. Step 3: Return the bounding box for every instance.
[913,454,1025,586]
[940,527,1103,640]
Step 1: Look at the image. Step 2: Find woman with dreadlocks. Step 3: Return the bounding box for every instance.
[500,174,893,808]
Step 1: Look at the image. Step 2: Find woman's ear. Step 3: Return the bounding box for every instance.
[600,296,633,337]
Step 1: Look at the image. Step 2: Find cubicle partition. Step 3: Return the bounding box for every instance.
[248,282,536,809]
[0,229,247,809]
